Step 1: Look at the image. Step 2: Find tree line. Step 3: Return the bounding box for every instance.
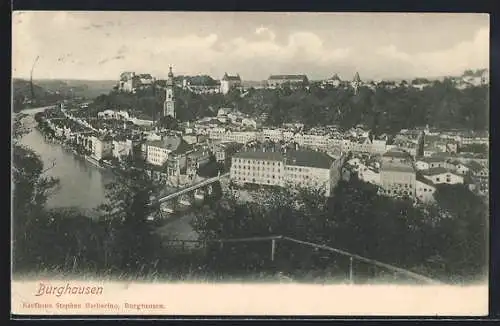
[190,177,488,283]
[87,79,487,136]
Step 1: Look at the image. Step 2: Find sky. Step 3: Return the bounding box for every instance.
[12,12,489,81]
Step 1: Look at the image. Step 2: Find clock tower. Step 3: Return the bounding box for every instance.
[163,66,176,118]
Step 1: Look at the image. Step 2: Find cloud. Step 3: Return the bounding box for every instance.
[376,27,489,76]
[11,12,489,80]
[255,26,276,41]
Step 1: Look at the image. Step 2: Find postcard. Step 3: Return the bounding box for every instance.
[11,11,489,316]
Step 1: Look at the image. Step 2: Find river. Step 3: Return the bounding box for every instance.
[16,106,115,211]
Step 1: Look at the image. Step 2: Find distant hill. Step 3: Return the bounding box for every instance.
[34,79,117,99]
[12,79,64,112]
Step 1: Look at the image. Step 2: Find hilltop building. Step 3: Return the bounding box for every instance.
[323,74,342,88]
[220,73,242,95]
[118,72,155,93]
[267,75,309,89]
[351,72,362,93]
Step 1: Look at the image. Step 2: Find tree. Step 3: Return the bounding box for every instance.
[158,115,179,130]
[12,113,60,272]
[98,168,164,272]
[431,184,488,280]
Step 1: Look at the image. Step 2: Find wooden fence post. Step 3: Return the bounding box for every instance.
[271,239,276,262]
[349,256,354,284]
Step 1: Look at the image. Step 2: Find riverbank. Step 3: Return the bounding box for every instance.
[35,118,111,171]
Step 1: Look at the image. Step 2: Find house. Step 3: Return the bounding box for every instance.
[466,161,489,178]
[381,149,413,165]
[448,160,470,175]
[230,148,341,196]
[185,146,212,176]
[208,130,258,144]
[241,117,259,129]
[119,72,136,92]
[220,73,242,95]
[91,135,113,161]
[182,134,208,145]
[112,137,133,161]
[379,162,416,199]
[267,75,309,89]
[144,135,190,166]
[414,157,455,170]
[421,167,464,185]
[416,175,437,203]
[293,133,330,150]
[212,142,243,164]
[358,164,381,186]
[322,74,342,88]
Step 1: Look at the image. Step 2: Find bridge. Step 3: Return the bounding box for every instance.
[148,172,230,206]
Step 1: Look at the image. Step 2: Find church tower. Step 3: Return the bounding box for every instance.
[352,72,361,94]
[163,66,176,118]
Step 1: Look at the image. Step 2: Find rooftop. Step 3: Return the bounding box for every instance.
[418,157,447,163]
[233,149,334,170]
[222,73,241,81]
[416,174,436,187]
[268,74,308,81]
[233,150,284,161]
[420,167,455,176]
[380,163,415,173]
[146,136,183,151]
[466,160,487,172]
[382,149,412,159]
[285,149,334,169]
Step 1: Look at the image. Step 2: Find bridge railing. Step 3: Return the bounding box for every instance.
[161,235,443,285]
[149,173,229,205]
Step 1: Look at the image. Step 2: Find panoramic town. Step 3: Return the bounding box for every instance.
[12,12,489,288]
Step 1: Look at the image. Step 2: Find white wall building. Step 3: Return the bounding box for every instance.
[421,168,464,185]
[220,73,242,95]
[358,165,381,186]
[112,139,133,160]
[230,149,342,196]
[416,177,437,203]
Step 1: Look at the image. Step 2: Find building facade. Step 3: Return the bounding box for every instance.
[267,75,309,88]
[230,149,341,196]
[379,150,417,199]
[220,73,242,95]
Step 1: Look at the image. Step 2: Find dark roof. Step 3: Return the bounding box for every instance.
[233,149,334,169]
[382,150,411,159]
[419,157,446,163]
[146,136,183,150]
[171,139,194,155]
[420,167,455,176]
[416,174,436,187]
[466,160,486,172]
[222,73,241,81]
[285,149,334,169]
[268,75,308,81]
[233,150,284,161]
[380,163,415,173]
[138,74,153,79]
